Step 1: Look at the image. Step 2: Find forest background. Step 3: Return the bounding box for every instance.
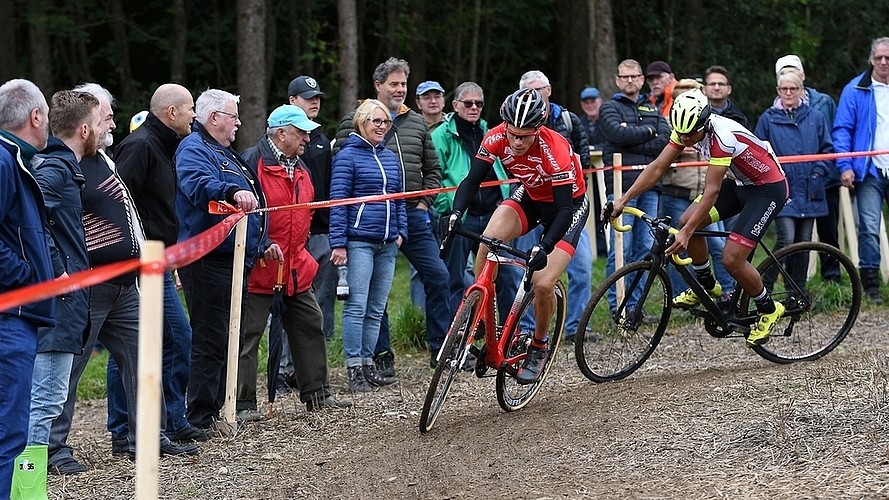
[5,0,889,151]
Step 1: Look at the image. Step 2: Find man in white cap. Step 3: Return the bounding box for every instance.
[416,80,446,131]
[237,105,351,417]
[775,54,841,287]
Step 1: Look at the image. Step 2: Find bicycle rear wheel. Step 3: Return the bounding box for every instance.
[419,290,482,433]
[495,281,566,412]
[745,242,861,363]
[575,260,671,382]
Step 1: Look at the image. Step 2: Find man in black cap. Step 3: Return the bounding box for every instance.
[287,76,337,342]
[645,60,676,118]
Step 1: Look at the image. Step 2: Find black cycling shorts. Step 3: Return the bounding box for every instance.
[708,178,788,250]
[503,185,590,256]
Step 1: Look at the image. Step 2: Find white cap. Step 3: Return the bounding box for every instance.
[775,54,804,75]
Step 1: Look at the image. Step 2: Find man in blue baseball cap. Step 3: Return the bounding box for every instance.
[416,80,446,131]
[236,104,352,421]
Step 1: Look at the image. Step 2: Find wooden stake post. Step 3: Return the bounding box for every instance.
[613,153,624,305]
[220,216,248,433]
[135,241,165,500]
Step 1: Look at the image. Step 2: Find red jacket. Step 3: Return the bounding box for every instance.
[244,140,318,296]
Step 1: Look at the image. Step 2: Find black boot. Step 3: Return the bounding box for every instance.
[861,268,884,305]
[347,366,372,393]
[362,364,398,387]
[374,350,396,377]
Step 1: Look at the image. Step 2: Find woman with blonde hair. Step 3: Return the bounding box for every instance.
[330,99,408,392]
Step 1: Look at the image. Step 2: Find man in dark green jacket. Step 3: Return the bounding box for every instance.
[333,57,449,376]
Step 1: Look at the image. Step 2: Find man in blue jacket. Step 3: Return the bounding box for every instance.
[0,78,54,500]
[175,89,267,431]
[833,37,889,304]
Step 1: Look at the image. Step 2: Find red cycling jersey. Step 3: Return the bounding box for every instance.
[476,123,586,202]
[668,114,786,186]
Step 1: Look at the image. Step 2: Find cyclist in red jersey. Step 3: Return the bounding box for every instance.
[444,88,589,384]
[606,89,790,347]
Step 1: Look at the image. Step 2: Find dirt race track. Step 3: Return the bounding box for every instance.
[49,309,889,500]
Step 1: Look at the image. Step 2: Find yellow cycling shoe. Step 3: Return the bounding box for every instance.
[673,282,723,308]
[747,301,785,347]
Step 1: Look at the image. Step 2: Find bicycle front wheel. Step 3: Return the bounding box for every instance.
[575,260,671,382]
[495,280,566,412]
[419,289,482,433]
[746,241,861,363]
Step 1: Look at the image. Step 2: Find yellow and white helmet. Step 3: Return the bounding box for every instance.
[669,88,710,134]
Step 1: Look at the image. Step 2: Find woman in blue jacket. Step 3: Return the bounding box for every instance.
[330,99,407,393]
[755,68,833,286]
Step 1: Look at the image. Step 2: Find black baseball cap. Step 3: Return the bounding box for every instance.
[288,76,326,99]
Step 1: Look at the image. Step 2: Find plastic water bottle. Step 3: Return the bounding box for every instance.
[336,265,349,300]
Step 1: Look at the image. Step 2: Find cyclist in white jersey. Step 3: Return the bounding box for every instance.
[605,89,790,347]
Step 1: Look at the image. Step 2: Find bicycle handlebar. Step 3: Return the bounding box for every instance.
[609,205,693,266]
[446,223,532,262]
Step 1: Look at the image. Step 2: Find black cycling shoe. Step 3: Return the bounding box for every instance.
[515,342,549,385]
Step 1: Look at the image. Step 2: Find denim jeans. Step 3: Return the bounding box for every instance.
[28,351,74,445]
[49,282,144,465]
[658,194,734,296]
[375,208,452,354]
[343,240,397,366]
[514,225,592,335]
[106,356,128,440]
[854,174,889,269]
[606,190,660,309]
[444,212,520,327]
[0,315,38,499]
[161,271,192,434]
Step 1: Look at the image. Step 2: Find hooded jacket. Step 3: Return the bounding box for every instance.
[755,102,832,219]
[334,103,441,210]
[0,132,54,327]
[242,137,318,296]
[33,137,90,354]
[329,133,407,248]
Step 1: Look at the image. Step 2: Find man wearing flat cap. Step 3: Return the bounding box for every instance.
[645,60,677,118]
[287,76,338,341]
[237,105,351,417]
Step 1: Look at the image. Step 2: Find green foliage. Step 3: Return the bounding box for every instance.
[390,302,428,352]
[77,349,109,401]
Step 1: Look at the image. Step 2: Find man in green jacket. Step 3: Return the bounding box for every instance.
[432,82,518,359]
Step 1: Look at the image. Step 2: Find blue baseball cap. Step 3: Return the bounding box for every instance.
[416,80,445,96]
[267,105,320,131]
[580,87,601,100]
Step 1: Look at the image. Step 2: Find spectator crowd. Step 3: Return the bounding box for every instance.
[2,36,889,499]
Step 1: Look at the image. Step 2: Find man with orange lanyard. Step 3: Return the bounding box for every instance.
[443,88,589,384]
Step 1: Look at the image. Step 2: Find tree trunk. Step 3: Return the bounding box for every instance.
[0,0,16,84]
[408,0,426,86]
[107,0,137,103]
[338,0,358,118]
[28,0,52,94]
[170,0,187,83]
[236,0,267,150]
[289,0,313,77]
[469,0,481,82]
[565,0,589,112]
[595,0,618,97]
